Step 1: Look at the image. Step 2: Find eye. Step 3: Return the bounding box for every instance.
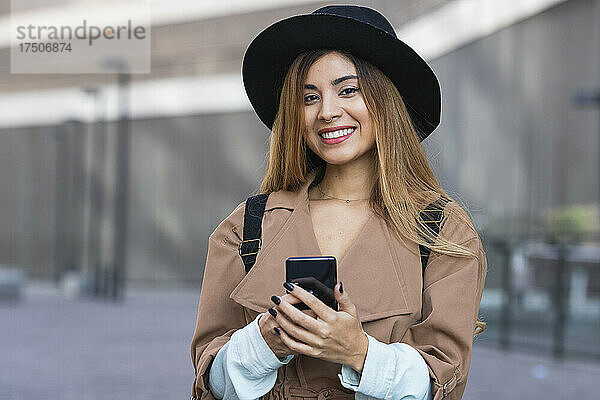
[304,94,318,103]
[340,87,359,96]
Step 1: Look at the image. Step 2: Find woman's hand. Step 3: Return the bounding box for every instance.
[269,281,369,373]
[259,294,311,360]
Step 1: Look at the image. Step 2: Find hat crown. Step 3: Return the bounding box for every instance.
[311,5,397,38]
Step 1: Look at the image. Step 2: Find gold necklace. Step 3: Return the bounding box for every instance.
[316,185,369,203]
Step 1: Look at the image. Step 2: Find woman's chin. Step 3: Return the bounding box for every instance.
[319,156,351,166]
[317,150,367,166]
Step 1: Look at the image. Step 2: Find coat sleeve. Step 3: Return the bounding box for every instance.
[191,201,249,400]
[400,203,488,400]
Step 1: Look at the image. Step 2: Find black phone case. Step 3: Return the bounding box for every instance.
[285,256,338,311]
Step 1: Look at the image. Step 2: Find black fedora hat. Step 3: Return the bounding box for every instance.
[242,4,441,141]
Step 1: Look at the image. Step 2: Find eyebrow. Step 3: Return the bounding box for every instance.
[304,75,358,90]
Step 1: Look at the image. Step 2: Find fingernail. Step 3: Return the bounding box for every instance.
[271,295,281,305]
[274,327,281,335]
[283,282,294,291]
[268,307,277,317]
[339,282,344,293]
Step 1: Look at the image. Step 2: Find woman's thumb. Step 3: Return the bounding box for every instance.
[335,282,357,316]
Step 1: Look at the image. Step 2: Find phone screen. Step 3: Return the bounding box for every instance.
[285,256,337,311]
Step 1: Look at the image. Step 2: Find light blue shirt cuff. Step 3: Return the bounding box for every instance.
[338,333,431,400]
[339,363,362,388]
[230,312,294,376]
[208,313,294,400]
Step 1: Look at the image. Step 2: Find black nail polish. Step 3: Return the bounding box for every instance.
[271,295,281,305]
[268,307,277,317]
[283,282,294,291]
[274,327,281,335]
[339,282,344,293]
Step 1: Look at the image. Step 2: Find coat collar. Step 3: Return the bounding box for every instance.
[229,170,416,322]
[263,170,317,212]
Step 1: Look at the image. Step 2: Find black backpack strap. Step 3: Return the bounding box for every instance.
[239,192,448,275]
[238,193,270,273]
[419,196,451,273]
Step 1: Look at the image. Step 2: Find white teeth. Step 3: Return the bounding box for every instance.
[320,127,355,139]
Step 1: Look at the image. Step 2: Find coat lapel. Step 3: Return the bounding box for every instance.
[229,171,416,323]
[339,211,414,321]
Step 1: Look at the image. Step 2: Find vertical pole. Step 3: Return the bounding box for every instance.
[552,243,569,359]
[111,72,131,301]
[499,239,513,350]
[54,125,69,284]
[85,90,106,298]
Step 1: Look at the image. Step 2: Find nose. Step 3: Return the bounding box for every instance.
[317,92,342,122]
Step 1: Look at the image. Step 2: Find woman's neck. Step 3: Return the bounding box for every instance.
[312,157,376,201]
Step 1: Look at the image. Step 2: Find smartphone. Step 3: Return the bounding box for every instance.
[285,256,338,311]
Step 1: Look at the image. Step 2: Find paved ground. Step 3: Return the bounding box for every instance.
[2,284,599,400]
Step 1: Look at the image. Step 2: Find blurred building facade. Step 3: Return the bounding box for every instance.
[1,0,599,355]
[1,0,451,285]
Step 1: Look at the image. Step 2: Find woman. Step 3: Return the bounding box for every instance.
[191,5,487,400]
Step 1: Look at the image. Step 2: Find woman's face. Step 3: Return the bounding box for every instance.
[302,52,375,166]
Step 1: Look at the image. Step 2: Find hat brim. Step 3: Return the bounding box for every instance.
[242,13,441,141]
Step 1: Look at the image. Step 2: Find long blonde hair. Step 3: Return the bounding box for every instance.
[259,49,486,336]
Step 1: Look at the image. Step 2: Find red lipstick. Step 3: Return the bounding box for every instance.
[318,125,356,134]
[318,126,356,145]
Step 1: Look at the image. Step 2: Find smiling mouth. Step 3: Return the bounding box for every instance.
[319,127,356,139]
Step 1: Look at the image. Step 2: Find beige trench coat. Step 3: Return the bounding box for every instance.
[191,171,487,400]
